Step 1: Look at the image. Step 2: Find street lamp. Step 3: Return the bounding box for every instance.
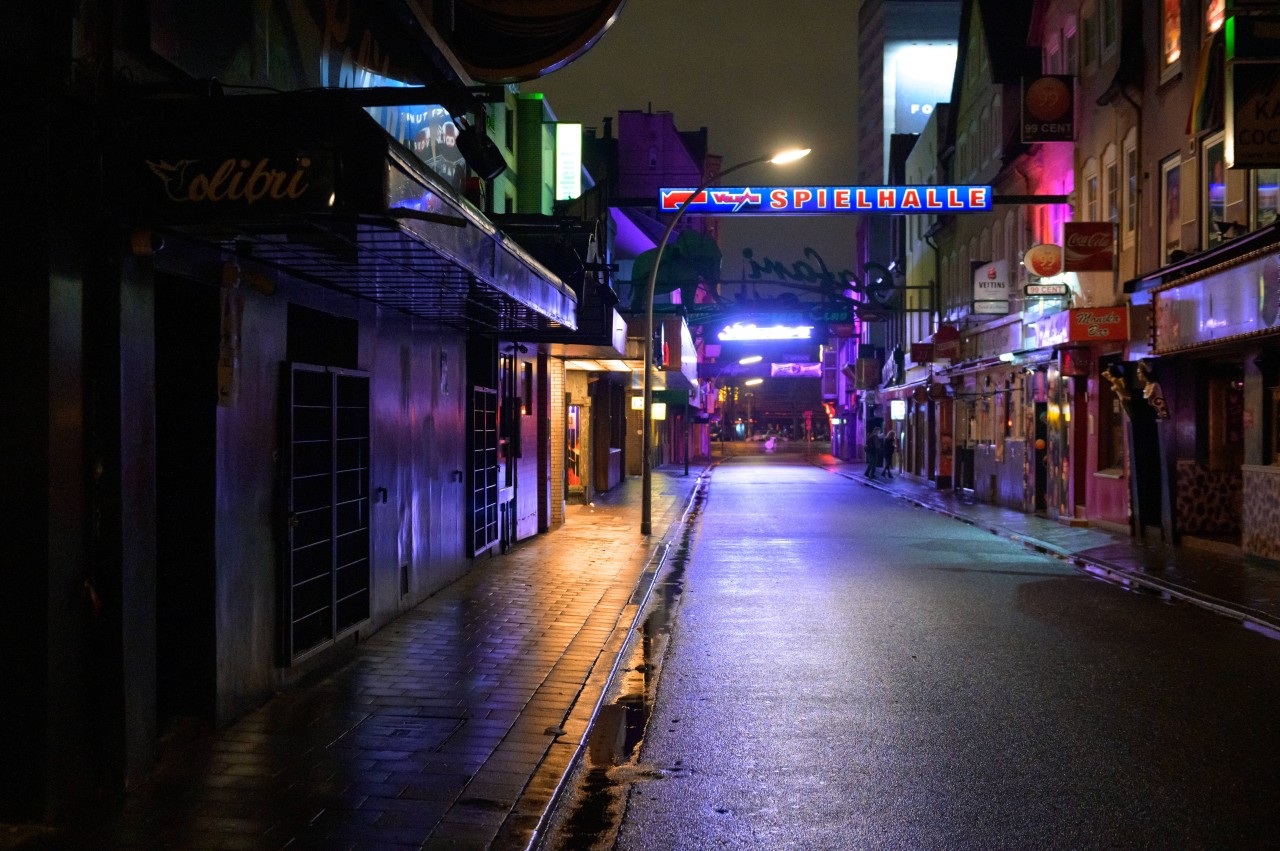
[641,147,810,534]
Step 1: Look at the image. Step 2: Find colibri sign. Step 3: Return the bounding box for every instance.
[659,185,992,215]
[139,151,337,220]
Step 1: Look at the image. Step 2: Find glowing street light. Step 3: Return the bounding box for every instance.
[641,147,810,534]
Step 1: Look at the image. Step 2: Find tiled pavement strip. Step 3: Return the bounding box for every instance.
[22,465,707,851]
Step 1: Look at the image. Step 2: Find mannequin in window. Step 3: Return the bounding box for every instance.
[1136,359,1168,419]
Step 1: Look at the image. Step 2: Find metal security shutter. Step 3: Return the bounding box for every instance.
[284,364,371,663]
[470,386,500,556]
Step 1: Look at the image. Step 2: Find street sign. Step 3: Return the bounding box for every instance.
[685,300,855,329]
[1026,283,1069,296]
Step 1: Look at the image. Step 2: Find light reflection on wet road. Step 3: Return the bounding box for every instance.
[553,455,1280,851]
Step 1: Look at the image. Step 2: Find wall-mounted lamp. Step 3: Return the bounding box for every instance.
[454,120,509,181]
[130,229,165,257]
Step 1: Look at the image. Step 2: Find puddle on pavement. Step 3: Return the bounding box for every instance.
[547,481,703,850]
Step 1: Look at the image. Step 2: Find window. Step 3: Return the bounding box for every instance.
[1007,213,1020,283]
[1163,0,1182,74]
[993,219,1005,271]
[1082,5,1098,69]
[980,106,992,164]
[1084,157,1100,222]
[1204,132,1226,248]
[1107,164,1120,224]
[1064,20,1079,75]
[1101,0,1119,56]
[521,361,534,416]
[1046,34,1061,73]
[1104,145,1119,225]
[1255,168,1280,230]
[1160,154,1182,261]
[1206,0,1225,34]
[1124,132,1139,242]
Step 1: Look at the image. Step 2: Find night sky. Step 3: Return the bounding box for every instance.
[531,0,861,285]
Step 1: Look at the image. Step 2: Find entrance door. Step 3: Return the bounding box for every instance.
[282,365,371,663]
[154,275,218,726]
[469,386,500,556]
[1034,400,1048,513]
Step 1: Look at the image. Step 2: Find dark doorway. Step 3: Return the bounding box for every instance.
[154,275,218,726]
[1034,400,1048,513]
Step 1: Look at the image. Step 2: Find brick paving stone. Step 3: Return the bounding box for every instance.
[24,466,703,851]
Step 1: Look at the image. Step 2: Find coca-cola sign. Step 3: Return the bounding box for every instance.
[1063,222,1114,272]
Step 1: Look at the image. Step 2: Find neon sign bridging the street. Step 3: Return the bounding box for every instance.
[659,185,992,215]
[718,323,814,341]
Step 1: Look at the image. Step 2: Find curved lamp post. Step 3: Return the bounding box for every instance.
[640,147,810,534]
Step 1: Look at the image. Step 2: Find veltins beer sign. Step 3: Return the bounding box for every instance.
[972,259,1010,315]
[1063,222,1114,272]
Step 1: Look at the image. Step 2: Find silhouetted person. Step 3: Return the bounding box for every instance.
[865,427,882,479]
[881,428,897,478]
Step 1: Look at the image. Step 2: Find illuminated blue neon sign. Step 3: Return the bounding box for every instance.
[658,185,992,215]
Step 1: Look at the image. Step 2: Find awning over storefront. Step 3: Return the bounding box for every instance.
[119,95,576,334]
[1126,222,1280,295]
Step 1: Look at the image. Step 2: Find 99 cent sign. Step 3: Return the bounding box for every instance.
[1022,75,1075,143]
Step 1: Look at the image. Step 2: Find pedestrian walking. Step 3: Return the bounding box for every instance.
[864,427,882,478]
[881,428,897,478]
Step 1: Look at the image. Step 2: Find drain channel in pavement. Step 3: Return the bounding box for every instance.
[544,481,704,850]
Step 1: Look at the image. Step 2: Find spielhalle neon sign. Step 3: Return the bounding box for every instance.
[659,185,992,215]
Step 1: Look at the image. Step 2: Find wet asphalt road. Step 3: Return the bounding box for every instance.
[601,456,1280,851]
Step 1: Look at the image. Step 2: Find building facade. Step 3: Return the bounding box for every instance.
[877,0,1280,560]
[4,0,630,823]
